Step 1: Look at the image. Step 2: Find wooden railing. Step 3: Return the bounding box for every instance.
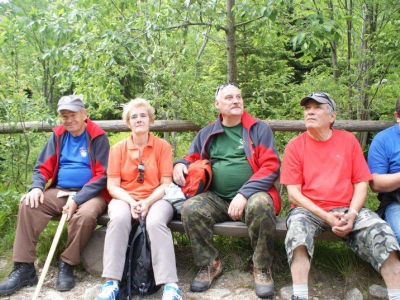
[0,119,395,134]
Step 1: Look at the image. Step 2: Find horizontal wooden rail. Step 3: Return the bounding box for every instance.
[0,119,395,134]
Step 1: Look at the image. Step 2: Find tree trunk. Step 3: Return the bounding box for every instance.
[328,1,339,81]
[356,3,373,147]
[226,0,237,82]
[345,0,354,118]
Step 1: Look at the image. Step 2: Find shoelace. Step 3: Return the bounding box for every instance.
[60,262,73,274]
[98,283,118,299]
[162,288,182,300]
[9,267,24,280]
[256,268,270,282]
[196,265,211,280]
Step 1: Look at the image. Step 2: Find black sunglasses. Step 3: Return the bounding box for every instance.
[214,82,239,98]
[306,92,335,111]
[137,163,145,183]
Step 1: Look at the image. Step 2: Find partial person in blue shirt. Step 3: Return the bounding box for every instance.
[368,97,400,244]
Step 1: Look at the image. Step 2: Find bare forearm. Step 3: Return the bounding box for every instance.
[287,185,330,222]
[349,182,367,212]
[108,186,135,205]
[370,173,400,192]
[144,183,168,205]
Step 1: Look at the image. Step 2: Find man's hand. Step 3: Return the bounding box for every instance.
[173,163,188,187]
[20,188,44,208]
[325,211,348,227]
[228,193,247,221]
[62,197,78,221]
[332,212,356,237]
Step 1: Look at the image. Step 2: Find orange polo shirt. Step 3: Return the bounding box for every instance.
[108,133,173,201]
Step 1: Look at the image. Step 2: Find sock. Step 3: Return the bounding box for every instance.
[293,284,308,299]
[388,289,400,300]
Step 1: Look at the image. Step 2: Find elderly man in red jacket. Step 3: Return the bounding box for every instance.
[0,95,111,295]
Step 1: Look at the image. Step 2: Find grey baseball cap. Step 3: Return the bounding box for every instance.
[57,95,85,112]
[300,92,336,111]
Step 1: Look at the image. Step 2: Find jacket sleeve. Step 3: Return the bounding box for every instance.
[73,133,110,205]
[29,133,58,191]
[238,122,280,199]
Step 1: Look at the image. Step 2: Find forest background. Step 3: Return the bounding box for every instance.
[0,0,400,295]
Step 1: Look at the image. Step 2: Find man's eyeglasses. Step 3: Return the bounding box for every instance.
[137,163,145,183]
[306,92,335,111]
[215,82,239,98]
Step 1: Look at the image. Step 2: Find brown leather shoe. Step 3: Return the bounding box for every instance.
[190,259,223,292]
[253,266,274,298]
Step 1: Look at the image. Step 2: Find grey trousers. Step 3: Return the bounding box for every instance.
[102,199,179,285]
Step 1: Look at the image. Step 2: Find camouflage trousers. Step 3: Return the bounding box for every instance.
[285,207,400,272]
[181,190,276,268]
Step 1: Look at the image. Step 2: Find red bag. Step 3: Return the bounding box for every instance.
[181,159,212,198]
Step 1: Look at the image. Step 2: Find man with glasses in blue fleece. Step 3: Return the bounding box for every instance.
[281,92,400,300]
[173,82,281,298]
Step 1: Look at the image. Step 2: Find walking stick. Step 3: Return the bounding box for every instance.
[32,191,75,300]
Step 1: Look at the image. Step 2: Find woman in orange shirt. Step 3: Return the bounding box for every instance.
[97,98,181,300]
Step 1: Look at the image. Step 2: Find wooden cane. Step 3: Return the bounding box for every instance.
[32,211,67,300]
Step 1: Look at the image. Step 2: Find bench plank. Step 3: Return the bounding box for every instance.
[96,213,340,241]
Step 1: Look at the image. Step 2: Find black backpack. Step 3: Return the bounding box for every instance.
[117,215,161,300]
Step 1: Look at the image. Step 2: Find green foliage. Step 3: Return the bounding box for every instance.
[107,132,130,147]
[0,188,21,256]
[0,0,400,286]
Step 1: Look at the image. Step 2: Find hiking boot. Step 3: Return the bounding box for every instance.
[190,259,223,292]
[55,259,75,291]
[97,280,119,300]
[0,262,38,295]
[253,266,274,298]
[162,283,182,300]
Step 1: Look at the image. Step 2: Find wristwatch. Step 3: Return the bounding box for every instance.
[349,209,359,217]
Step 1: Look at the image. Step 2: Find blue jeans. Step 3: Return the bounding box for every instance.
[384,202,400,245]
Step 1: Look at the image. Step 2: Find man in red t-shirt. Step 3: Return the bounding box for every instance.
[281,92,400,300]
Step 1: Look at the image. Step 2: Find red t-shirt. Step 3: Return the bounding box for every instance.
[108,133,173,201]
[280,129,372,211]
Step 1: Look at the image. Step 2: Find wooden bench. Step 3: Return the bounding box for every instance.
[97,212,340,241]
[81,212,340,276]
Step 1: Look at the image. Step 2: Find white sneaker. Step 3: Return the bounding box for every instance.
[162,283,182,300]
[97,280,119,300]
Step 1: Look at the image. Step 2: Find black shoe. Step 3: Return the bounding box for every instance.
[0,262,38,295]
[55,259,75,291]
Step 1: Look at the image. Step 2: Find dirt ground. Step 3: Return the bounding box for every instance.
[0,242,387,300]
